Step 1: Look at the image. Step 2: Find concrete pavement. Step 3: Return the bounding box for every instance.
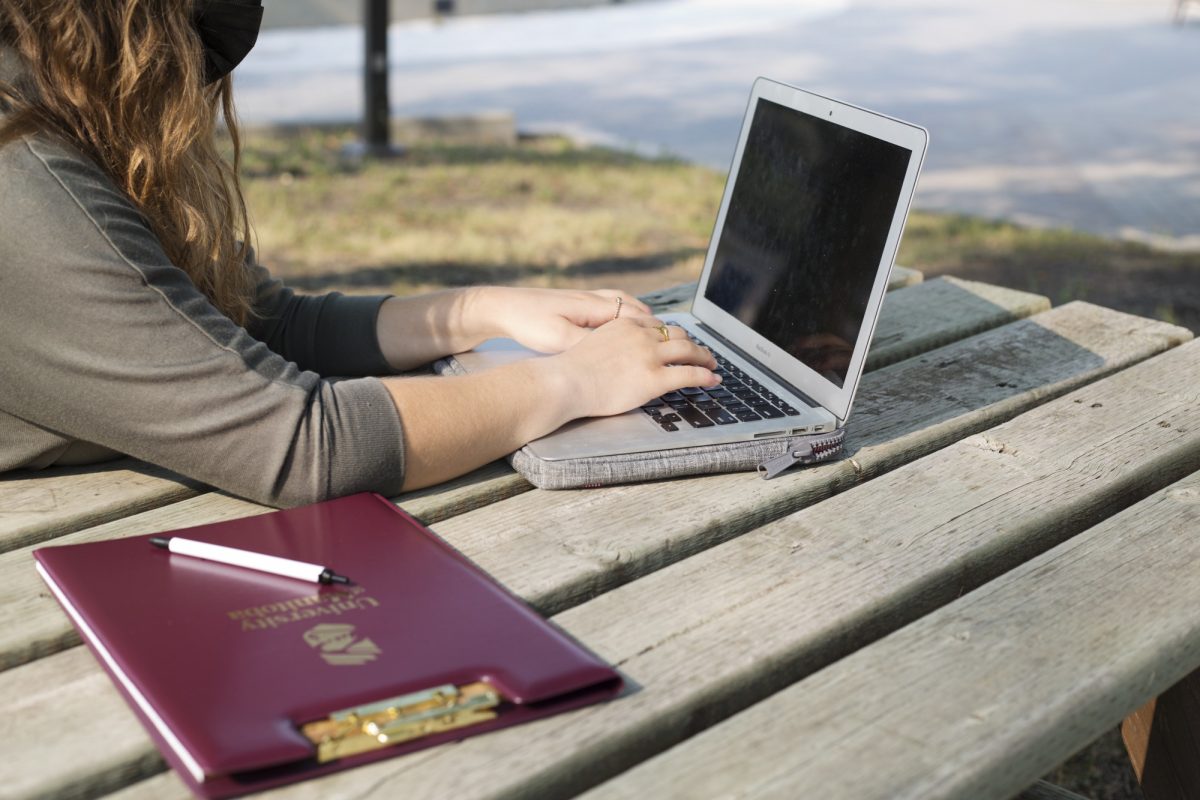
[235,0,1200,249]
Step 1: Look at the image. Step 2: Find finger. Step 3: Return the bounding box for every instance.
[574,295,635,328]
[660,365,722,393]
[657,339,718,369]
[631,320,683,345]
[629,316,679,331]
[593,289,653,316]
[650,323,694,343]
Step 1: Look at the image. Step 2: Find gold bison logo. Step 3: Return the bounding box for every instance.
[303,623,381,666]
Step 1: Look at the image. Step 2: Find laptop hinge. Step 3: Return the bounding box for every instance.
[694,322,832,419]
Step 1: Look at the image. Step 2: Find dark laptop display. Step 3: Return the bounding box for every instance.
[704,98,911,387]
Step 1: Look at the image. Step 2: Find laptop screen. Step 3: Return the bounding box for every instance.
[703,97,912,388]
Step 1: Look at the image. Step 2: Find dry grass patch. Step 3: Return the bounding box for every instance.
[239,128,720,298]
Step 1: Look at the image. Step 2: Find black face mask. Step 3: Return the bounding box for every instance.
[193,0,264,84]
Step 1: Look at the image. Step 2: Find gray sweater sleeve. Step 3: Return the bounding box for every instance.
[0,136,407,507]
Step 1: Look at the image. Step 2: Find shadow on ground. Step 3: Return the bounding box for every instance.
[282,247,706,292]
[924,259,1200,335]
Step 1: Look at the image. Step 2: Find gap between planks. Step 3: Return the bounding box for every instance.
[584,448,1200,800]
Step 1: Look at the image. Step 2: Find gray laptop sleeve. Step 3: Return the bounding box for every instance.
[433,356,844,489]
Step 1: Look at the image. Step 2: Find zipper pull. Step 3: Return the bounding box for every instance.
[757,429,847,480]
[758,440,815,480]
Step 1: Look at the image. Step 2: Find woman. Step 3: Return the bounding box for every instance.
[0,0,717,506]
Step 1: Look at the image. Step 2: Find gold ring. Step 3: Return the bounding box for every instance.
[612,297,623,320]
[656,324,671,342]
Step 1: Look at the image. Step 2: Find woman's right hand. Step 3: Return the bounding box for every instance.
[547,318,720,420]
[386,316,720,491]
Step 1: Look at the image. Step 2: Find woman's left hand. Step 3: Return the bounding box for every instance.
[470,286,655,354]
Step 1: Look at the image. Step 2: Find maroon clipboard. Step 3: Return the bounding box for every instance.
[34,493,622,798]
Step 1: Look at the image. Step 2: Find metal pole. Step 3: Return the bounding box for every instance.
[364,0,391,156]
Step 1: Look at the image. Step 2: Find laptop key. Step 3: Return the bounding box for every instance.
[677,406,715,428]
[658,413,681,424]
[641,397,666,409]
[661,391,684,402]
[709,409,738,425]
[667,399,691,410]
[758,406,785,419]
[679,387,706,396]
[659,421,679,432]
[780,404,800,416]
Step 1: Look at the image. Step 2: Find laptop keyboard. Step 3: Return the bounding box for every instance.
[640,332,802,432]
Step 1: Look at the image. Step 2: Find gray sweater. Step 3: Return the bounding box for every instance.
[0,70,407,506]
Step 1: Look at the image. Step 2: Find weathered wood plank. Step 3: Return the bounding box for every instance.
[0,278,1053,674]
[586,453,1200,800]
[867,276,1050,371]
[890,264,925,289]
[0,645,166,800]
[394,459,528,525]
[17,307,1193,800]
[274,337,1200,800]
[0,460,528,672]
[0,460,199,554]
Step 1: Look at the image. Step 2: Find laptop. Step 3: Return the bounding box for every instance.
[451,78,928,462]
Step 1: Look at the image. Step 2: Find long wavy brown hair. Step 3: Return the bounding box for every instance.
[0,0,255,325]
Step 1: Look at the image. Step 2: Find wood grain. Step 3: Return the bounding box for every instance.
[867,276,1049,371]
[0,460,199,554]
[585,437,1200,800]
[0,645,166,800]
[0,278,1057,674]
[205,338,1200,800]
[12,307,1192,800]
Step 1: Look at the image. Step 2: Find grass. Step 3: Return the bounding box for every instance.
[238,128,721,299]
[237,126,1200,336]
[900,212,1200,331]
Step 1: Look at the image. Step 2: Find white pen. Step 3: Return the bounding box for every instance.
[149,536,352,585]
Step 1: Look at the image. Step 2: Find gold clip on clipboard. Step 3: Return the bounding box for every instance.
[300,682,501,762]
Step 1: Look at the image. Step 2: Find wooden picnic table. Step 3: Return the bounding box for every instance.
[3,268,1200,800]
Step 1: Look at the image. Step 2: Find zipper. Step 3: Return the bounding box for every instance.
[757,429,846,480]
